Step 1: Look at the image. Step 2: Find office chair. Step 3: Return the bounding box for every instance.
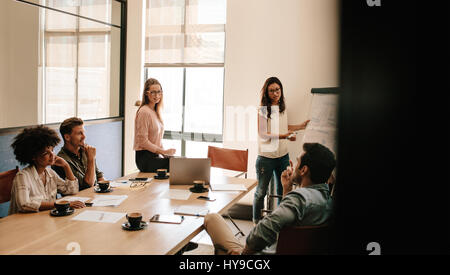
[208,146,248,178]
[207,146,248,237]
[276,223,331,255]
[0,167,19,218]
[260,178,283,218]
[261,172,336,218]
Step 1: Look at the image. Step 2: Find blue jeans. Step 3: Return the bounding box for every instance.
[253,154,290,223]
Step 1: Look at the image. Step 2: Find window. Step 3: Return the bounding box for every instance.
[41,0,121,124]
[145,0,226,156]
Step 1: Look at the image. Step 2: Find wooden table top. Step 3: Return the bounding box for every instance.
[0,171,257,255]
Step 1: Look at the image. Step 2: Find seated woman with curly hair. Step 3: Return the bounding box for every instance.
[9,126,85,215]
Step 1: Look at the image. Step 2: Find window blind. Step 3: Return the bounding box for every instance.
[145,0,226,65]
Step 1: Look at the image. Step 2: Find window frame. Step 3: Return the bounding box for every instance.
[39,0,124,124]
[144,0,226,156]
[144,66,224,156]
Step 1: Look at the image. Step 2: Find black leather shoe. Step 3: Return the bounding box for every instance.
[176,242,199,254]
[184,242,199,252]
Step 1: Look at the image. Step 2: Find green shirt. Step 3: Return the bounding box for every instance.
[246,183,333,253]
[52,147,104,191]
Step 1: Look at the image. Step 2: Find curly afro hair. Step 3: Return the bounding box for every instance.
[11,125,61,166]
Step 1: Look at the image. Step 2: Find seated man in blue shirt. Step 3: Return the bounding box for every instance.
[204,142,336,255]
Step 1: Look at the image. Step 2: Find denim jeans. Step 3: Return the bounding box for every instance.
[253,154,290,223]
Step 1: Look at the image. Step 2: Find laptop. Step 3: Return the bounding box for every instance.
[169,157,211,185]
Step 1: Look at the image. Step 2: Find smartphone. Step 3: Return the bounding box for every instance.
[197,196,216,202]
[150,214,184,224]
[129,177,149,181]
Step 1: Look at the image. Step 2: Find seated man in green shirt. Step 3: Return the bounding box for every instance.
[204,142,336,255]
[52,117,105,191]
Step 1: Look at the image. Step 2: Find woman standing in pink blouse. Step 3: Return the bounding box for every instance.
[134,78,176,172]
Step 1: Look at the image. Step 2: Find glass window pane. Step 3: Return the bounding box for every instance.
[145,0,225,64]
[162,139,182,157]
[79,0,112,30]
[184,67,223,134]
[187,0,227,25]
[185,141,222,158]
[45,67,76,123]
[78,34,111,120]
[45,35,77,123]
[41,0,116,26]
[146,67,183,132]
[45,4,77,31]
[184,32,225,63]
[147,0,185,26]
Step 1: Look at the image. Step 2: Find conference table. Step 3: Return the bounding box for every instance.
[0,170,257,255]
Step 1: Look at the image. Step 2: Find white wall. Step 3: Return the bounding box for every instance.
[224,0,340,178]
[123,0,340,177]
[0,1,40,128]
[0,3,7,127]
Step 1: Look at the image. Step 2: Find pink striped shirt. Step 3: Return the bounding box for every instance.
[133,105,164,153]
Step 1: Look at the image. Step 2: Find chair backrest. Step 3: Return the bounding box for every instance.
[207,146,248,173]
[276,223,331,255]
[0,167,19,204]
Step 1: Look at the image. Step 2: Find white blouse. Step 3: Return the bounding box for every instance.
[8,165,78,215]
[258,106,289,158]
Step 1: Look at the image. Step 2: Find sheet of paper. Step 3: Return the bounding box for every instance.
[71,210,126,223]
[109,180,130,188]
[91,195,128,207]
[174,206,209,217]
[160,189,192,200]
[210,184,247,191]
[59,196,92,203]
[303,93,338,154]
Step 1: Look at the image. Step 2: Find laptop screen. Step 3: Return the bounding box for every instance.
[169,157,211,185]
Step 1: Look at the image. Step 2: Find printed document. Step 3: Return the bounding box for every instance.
[72,210,126,223]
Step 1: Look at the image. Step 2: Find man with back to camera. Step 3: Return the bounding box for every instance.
[52,117,105,191]
[203,142,336,255]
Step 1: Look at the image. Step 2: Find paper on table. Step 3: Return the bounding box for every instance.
[91,195,128,207]
[109,180,130,188]
[59,196,92,203]
[71,210,126,223]
[160,189,192,200]
[174,205,209,217]
[210,184,247,191]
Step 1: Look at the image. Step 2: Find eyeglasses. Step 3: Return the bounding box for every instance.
[268,87,281,94]
[130,181,148,188]
[150,90,162,96]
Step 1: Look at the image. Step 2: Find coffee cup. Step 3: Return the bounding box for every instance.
[98,180,110,191]
[126,212,143,228]
[193,180,206,190]
[54,200,70,213]
[157,169,167,178]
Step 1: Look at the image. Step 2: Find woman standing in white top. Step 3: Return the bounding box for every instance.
[253,77,310,223]
[9,126,84,215]
[134,78,176,172]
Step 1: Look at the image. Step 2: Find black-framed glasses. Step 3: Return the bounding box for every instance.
[268,87,281,93]
[130,181,148,188]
